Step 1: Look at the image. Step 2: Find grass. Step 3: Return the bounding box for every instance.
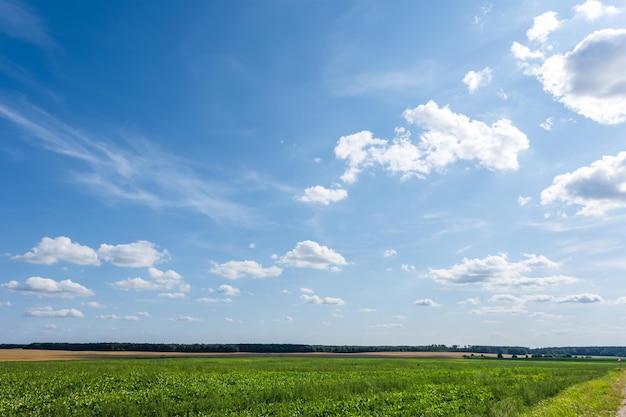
[0,357,622,416]
[520,366,626,417]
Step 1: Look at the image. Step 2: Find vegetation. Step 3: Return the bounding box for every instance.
[0,356,622,416]
[520,368,626,416]
[3,342,626,357]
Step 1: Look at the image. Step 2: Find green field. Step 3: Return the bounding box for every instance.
[0,357,623,416]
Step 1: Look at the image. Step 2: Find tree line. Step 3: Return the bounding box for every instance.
[1,343,625,357]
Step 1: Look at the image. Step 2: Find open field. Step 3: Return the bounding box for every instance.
[0,348,476,362]
[0,355,624,416]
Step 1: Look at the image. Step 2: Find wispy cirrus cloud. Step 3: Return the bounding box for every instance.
[0,101,252,222]
[0,0,55,47]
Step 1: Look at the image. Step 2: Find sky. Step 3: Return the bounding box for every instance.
[1,0,626,347]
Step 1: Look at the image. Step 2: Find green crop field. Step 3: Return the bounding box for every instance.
[0,357,623,416]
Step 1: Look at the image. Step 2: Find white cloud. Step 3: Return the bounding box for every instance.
[359,308,376,313]
[462,67,492,93]
[12,236,99,265]
[138,311,151,317]
[334,131,387,184]
[401,264,415,272]
[300,288,314,294]
[371,323,403,328]
[383,249,397,258]
[25,306,84,318]
[0,101,251,223]
[112,267,189,292]
[1,277,94,299]
[210,260,282,279]
[574,0,621,20]
[0,301,12,307]
[556,293,604,303]
[540,117,553,131]
[426,253,578,290]
[99,241,168,267]
[535,29,626,124]
[413,298,441,307]
[526,11,564,43]
[335,103,529,184]
[458,297,481,305]
[279,240,348,270]
[285,316,293,322]
[159,292,185,299]
[218,284,240,296]
[541,151,626,215]
[518,195,532,206]
[83,301,105,309]
[97,314,137,320]
[0,0,54,47]
[510,41,545,61]
[470,306,527,315]
[175,315,201,322]
[300,294,346,306]
[299,185,348,205]
[403,102,529,172]
[197,297,232,303]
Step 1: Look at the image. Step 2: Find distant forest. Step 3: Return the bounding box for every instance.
[1,343,626,357]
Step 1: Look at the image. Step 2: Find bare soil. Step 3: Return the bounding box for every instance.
[0,349,480,362]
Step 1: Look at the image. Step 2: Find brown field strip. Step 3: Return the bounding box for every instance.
[0,349,477,362]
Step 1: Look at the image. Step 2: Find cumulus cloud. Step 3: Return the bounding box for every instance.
[541,151,626,215]
[518,195,532,206]
[12,236,99,265]
[335,102,528,184]
[279,240,348,271]
[112,267,189,292]
[25,306,84,318]
[470,306,527,315]
[536,29,626,124]
[98,241,168,267]
[489,293,599,305]
[574,0,621,20]
[462,67,492,93]
[197,297,232,303]
[298,185,348,205]
[383,249,397,258]
[540,117,553,131]
[413,298,441,307]
[526,11,564,43]
[426,253,577,290]
[83,301,105,308]
[1,277,94,298]
[300,294,346,306]
[510,41,545,61]
[97,314,140,321]
[556,293,604,303]
[210,260,282,279]
[218,284,240,296]
[175,315,200,322]
[159,292,185,299]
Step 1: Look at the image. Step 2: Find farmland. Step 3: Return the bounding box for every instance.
[0,355,623,416]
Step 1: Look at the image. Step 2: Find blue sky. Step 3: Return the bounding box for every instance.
[1,0,626,347]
